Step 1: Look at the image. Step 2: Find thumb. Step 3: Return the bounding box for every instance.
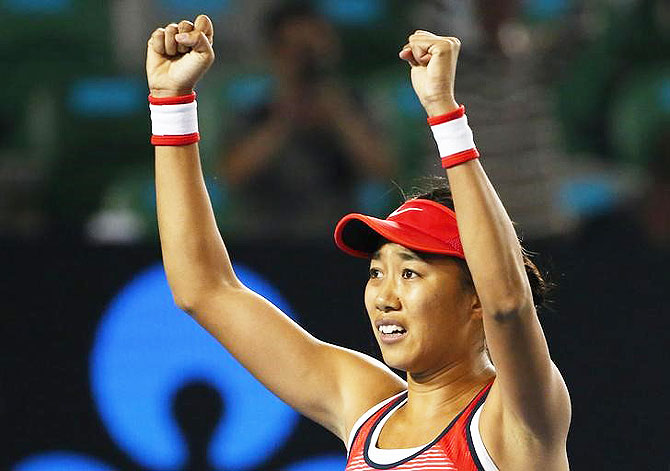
[176,31,213,55]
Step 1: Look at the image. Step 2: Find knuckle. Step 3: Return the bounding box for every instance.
[178,20,193,30]
[445,38,460,49]
[439,39,457,49]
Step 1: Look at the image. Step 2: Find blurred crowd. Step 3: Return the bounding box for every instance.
[0,0,667,248]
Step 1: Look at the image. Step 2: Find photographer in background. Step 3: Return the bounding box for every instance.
[218,2,394,239]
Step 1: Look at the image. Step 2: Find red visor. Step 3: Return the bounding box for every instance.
[334,199,464,259]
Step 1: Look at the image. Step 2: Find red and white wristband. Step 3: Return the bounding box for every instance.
[149,92,200,146]
[427,105,480,169]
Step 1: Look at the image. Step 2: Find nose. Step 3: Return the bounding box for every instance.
[375,278,401,312]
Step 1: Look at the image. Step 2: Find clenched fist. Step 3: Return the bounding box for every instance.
[399,31,460,117]
[146,14,215,98]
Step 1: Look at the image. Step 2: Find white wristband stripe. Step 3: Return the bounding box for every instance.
[150,101,199,136]
[429,115,476,157]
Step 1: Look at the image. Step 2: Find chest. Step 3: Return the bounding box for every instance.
[376,406,460,449]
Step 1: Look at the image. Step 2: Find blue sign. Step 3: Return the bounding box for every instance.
[13,263,345,471]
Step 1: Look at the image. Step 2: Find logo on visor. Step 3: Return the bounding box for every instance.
[388,207,423,218]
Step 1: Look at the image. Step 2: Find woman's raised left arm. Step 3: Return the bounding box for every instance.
[401,31,571,446]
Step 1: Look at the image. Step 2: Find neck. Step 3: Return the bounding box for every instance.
[404,352,495,421]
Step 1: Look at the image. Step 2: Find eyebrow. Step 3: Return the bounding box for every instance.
[371,249,424,262]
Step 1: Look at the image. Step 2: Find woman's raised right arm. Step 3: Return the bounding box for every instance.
[147,15,405,441]
[147,15,234,309]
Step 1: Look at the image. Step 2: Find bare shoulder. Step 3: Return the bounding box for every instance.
[323,343,406,444]
[479,364,571,470]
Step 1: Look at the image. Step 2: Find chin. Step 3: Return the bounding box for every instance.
[380,343,440,376]
[380,347,413,373]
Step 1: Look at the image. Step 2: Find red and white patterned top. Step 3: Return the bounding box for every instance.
[345,381,496,471]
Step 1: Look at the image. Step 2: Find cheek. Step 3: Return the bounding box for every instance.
[409,287,465,328]
[409,286,450,312]
[364,283,375,315]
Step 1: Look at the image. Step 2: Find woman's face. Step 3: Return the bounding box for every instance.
[364,243,482,374]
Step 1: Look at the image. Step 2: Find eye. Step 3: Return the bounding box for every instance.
[369,268,382,279]
[402,269,418,279]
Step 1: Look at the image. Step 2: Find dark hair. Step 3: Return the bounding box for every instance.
[263,1,321,42]
[406,176,551,309]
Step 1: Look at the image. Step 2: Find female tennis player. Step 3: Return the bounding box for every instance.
[147,14,571,470]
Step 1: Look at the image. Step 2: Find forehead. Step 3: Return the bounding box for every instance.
[370,243,462,272]
[371,243,425,262]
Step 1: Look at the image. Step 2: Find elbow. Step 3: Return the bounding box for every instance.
[172,290,202,315]
[171,280,243,315]
[480,270,536,322]
[170,286,217,315]
[484,292,534,323]
[166,280,202,314]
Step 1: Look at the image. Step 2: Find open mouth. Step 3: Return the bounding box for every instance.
[377,323,408,344]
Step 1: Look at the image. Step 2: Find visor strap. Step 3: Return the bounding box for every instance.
[149,92,200,146]
[428,106,480,168]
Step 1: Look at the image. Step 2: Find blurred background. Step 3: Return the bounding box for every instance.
[2,0,668,469]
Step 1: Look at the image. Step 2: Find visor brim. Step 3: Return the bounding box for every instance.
[334,213,465,259]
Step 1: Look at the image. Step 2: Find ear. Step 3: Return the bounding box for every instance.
[469,290,483,320]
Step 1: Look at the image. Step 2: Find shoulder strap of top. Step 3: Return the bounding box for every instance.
[346,390,407,454]
[434,380,495,470]
[462,380,494,421]
[466,392,500,471]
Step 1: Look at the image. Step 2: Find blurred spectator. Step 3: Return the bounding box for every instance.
[573,128,670,250]
[410,0,575,239]
[217,2,395,240]
[556,0,670,160]
[474,0,520,54]
[638,133,670,249]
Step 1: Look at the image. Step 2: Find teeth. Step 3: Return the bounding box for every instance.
[378,324,406,334]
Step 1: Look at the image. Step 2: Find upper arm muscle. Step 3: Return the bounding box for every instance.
[483,303,571,440]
